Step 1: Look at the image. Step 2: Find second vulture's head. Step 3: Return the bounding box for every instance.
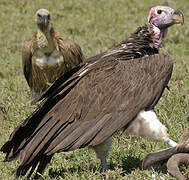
[148,6,184,48]
[35,8,51,33]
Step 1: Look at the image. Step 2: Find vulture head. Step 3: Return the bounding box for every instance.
[35,8,51,32]
[148,6,184,48]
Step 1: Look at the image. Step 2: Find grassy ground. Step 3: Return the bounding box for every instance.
[0,0,188,179]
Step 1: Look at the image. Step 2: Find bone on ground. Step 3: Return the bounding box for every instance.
[167,153,189,180]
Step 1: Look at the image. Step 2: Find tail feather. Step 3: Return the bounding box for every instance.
[0,70,83,162]
[1,100,52,161]
[16,155,53,178]
[35,155,53,176]
[19,118,59,165]
[0,76,84,176]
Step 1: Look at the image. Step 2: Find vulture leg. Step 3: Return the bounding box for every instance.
[125,110,177,147]
[92,137,112,171]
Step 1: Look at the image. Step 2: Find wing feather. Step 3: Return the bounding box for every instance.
[22,40,33,87]
[54,30,85,69]
[1,54,173,176]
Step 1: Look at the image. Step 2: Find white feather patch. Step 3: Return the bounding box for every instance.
[33,49,63,66]
[78,68,88,77]
[125,110,177,146]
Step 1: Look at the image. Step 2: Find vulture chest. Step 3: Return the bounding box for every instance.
[33,49,63,66]
[31,49,65,93]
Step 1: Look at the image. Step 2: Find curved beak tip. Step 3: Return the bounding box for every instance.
[42,16,49,27]
[173,10,184,25]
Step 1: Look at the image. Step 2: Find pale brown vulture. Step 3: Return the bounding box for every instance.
[22,9,85,98]
[1,6,184,177]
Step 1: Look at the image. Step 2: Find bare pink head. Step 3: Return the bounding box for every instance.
[148,6,184,48]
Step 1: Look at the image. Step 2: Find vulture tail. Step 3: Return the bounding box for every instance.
[16,154,53,178]
[0,74,83,177]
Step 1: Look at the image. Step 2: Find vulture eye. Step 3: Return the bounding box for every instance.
[37,13,42,18]
[47,14,50,20]
[157,10,162,14]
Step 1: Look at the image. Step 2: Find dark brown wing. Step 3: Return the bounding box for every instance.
[1,54,173,176]
[22,40,33,87]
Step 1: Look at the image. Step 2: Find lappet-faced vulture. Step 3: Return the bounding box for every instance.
[1,6,184,177]
[22,9,85,98]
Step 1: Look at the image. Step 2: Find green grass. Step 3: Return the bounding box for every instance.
[0,0,188,179]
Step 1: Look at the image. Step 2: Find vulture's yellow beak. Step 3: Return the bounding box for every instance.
[173,10,184,25]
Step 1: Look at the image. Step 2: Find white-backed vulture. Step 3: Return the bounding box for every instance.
[22,9,85,98]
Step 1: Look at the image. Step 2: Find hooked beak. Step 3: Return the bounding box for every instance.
[42,16,49,27]
[173,10,184,25]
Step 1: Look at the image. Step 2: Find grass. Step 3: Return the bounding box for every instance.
[0,0,188,179]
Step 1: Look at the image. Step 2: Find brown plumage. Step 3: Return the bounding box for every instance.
[1,6,184,177]
[3,54,173,176]
[22,9,85,97]
[33,25,159,104]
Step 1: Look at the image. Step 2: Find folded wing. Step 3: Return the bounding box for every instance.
[1,54,173,176]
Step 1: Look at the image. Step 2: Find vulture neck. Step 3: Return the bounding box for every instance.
[103,25,159,61]
[125,25,160,54]
[148,23,168,48]
[37,27,55,54]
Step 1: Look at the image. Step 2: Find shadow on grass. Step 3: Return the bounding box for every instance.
[153,163,168,174]
[48,167,66,179]
[121,156,141,175]
[48,163,99,179]
[109,155,168,176]
[48,156,168,178]
[109,155,142,176]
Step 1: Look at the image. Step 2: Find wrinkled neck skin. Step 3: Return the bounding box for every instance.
[148,23,168,48]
